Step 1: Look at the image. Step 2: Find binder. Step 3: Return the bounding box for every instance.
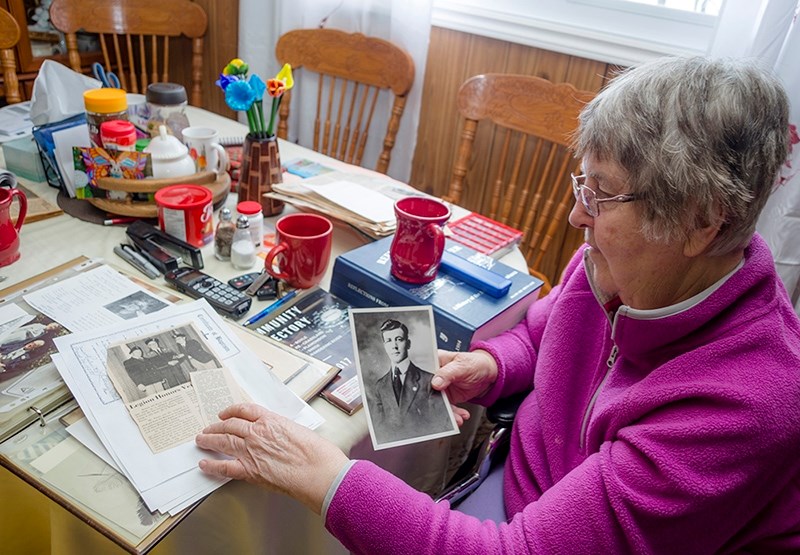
[0,258,337,554]
[0,257,189,554]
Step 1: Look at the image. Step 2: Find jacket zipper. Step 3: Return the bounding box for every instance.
[579,312,620,451]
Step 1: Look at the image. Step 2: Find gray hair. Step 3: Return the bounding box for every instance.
[573,56,790,255]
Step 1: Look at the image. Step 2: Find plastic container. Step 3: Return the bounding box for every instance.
[146,83,190,141]
[100,120,137,152]
[84,88,128,148]
[236,200,264,246]
[231,215,256,269]
[154,185,214,247]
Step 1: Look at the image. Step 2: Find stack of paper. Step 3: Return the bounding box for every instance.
[23,266,323,517]
[268,171,434,239]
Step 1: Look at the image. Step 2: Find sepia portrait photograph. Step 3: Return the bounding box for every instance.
[107,322,221,403]
[350,306,458,450]
[104,291,169,321]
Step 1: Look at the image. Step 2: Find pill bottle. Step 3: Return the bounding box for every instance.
[84,88,128,148]
[231,215,256,269]
[146,83,190,141]
[236,200,264,247]
[100,120,137,152]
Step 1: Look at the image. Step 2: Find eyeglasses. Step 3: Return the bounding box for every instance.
[570,173,639,217]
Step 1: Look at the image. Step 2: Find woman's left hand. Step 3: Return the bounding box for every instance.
[196,403,349,514]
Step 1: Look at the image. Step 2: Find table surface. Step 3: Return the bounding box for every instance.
[0,106,528,554]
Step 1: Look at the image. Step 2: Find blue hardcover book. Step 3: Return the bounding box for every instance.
[331,237,544,351]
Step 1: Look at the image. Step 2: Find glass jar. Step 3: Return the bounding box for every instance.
[236,200,264,247]
[231,215,256,269]
[214,207,236,261]
[84,88,128,148]
[145,83,190,141]
[100,120,137,152]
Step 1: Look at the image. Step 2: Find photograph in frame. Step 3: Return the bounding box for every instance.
[349,305,458,450]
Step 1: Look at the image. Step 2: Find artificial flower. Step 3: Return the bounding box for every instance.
[223,58,248,76]
[216,58,293,136]
[225,79,257,111]
[215,73,239,91]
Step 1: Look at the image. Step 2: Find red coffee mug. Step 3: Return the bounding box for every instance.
[0,187,27,267]
[390,196,451,284]
[264,213,333,289]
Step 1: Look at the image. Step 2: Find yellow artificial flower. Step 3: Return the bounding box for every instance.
[223,58,249,76]
[275,63,294,91]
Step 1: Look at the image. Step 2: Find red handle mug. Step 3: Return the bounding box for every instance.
[0,187,27,267]
[390,196,451,284]
[264,213,333,289]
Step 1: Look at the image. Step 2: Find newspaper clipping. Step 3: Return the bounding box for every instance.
[106,322,246,453]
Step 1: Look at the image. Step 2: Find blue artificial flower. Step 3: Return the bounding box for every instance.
[249,74,266,100]
[225,80,256,111]
[215,73,239,91]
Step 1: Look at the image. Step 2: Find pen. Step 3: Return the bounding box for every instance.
[114,245,156,279]
[104,217,137,226]
[121,244,161,278]
[243,289,298,326]
[118,244,161,279]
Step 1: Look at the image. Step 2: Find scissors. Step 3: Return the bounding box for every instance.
[92,63,121,89]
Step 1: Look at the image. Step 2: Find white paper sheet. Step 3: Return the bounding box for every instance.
[305,180,395,224]
[24,265,171,332]
[53,300,323,510]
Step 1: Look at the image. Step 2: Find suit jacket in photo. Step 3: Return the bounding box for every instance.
[369,362,452,443]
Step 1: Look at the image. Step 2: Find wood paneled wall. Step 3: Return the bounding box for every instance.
[169,0,239,118]
[409,27,621,285]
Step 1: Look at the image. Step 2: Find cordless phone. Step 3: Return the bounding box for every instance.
[165,267,252,319]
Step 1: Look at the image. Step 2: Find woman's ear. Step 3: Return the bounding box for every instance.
[684,202,725,257]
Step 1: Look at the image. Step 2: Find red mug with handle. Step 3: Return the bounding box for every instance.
[0,187,27,267]
[264,213,333,289]
[390,196,451,284]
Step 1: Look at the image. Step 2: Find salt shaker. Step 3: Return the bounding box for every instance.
[231,215,256,269]
[214,207,235,261]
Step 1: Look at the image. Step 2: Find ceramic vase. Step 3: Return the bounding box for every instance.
[238,132,285,216]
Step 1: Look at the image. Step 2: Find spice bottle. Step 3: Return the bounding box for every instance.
[231,215,256,269]
[236,200,264,246]
[214,207,236,261]
[100,120,137,152]
[84,88,128,148]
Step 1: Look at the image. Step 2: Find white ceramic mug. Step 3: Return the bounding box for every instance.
[182,126,230,174]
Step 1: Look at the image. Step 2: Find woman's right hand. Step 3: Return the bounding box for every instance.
[432,349,498,405]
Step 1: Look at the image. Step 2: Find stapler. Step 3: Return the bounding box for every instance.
[126,220,204,273]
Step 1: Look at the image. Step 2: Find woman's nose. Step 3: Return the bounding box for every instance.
[568,198,593,230]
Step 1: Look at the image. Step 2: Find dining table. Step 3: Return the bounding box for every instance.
[0,105,528,554]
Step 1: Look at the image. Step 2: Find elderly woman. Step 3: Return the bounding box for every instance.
[196,56,800,553]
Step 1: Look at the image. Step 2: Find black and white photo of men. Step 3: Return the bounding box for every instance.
[350,306,457,450]
[107,323,223,403]
[105,292,169,321]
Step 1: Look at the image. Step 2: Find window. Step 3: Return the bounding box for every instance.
[431,0,727,66]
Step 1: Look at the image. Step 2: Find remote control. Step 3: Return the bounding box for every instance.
[228,272,262,290]
[165,267,252,318]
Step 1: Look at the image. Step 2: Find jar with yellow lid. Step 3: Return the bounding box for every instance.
[84,88,128,148]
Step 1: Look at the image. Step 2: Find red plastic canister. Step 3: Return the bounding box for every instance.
[154,185,213,247]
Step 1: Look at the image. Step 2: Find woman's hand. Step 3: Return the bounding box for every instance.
[196,403,349,514]
[433,349,499,405]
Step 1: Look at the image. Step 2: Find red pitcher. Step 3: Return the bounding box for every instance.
[0,187,27,267]
[390,197,451,284]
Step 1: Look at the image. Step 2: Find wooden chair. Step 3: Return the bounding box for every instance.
[49,0,207,106]
[0,8,22,104]
[444,74,595,294]
[275,28,415,174]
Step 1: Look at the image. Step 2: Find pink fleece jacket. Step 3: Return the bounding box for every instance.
[325,234,800,554]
